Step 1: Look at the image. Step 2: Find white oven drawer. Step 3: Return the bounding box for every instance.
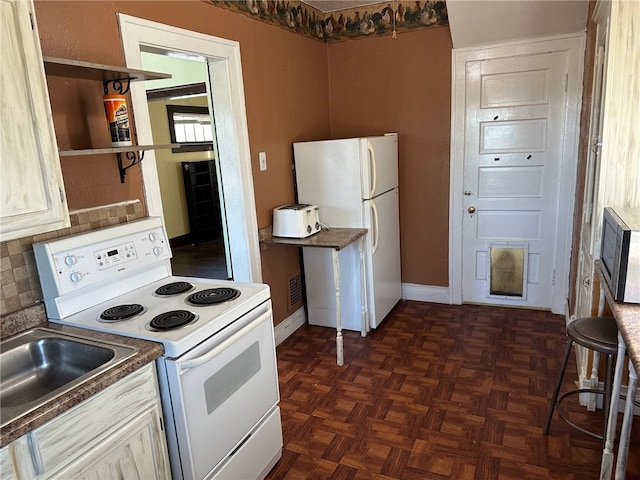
[163,302,280,480]
[208,406,282,480]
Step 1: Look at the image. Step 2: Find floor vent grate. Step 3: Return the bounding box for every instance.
[288,272,302,311]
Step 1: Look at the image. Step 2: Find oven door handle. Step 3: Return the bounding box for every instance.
[178,309,271,372]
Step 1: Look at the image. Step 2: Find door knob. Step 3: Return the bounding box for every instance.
[468,206,476,214]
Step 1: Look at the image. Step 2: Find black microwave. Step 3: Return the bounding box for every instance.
[600,207,640,303]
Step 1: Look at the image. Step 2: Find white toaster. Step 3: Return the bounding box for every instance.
[273,204,321,238]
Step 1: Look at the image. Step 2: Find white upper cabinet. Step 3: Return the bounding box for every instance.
[0,0,69,242]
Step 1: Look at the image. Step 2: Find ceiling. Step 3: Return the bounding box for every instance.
[302,0,589,47]
[446,0,589,48]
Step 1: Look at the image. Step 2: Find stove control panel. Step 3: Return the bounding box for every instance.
[95,242,138,270]
[34,217,172,299]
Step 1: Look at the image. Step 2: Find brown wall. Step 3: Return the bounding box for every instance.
[33,0,331,324]
[30,1,453,325]
[327,28,453,287]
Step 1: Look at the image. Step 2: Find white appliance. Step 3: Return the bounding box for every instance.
[272,203,321,238]
[33,218,282,480]
[293,134,401,331]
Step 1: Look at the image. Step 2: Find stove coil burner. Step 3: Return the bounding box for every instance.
[155,281,194,296]
[99,304,145,322]
[148,310,197,331]
[186,287,241,306]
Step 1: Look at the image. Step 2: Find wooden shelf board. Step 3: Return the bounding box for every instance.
[58,144,179,157]
[43,57,171,83]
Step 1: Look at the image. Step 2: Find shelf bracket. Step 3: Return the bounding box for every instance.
[117,150,145,183]
[103,78,132,95]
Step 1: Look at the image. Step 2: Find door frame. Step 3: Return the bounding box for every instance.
[449,33,585,314]
[118,14,262,283]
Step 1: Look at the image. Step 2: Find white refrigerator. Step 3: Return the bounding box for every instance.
[293,134,401,331]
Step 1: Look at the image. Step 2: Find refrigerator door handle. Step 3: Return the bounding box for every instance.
[370,200,380,254]
[367,140,377,198]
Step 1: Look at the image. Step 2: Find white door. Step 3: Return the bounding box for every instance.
[461,51,569,309]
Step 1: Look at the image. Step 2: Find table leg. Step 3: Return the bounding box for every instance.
[600,332,627,480]
[332,249,343,366]
[614,360,637,479]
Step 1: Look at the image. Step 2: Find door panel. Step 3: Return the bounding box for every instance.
[475,211,541,240]
[462,51,568,309]
[480,69,550,108]
[478,166,544,197]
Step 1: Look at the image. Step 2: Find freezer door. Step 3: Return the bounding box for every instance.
[364,188,402,328]
[294,138,363,227]
[360,135,398,200]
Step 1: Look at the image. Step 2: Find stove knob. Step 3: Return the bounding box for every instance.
[70,271,83,283]
[153,246,163,256]
[64,254,77,266]
[148,232,159,242]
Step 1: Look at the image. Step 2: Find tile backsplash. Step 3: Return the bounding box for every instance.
[0,201,145,317]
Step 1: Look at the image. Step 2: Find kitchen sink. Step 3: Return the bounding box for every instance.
[0,328,138,427]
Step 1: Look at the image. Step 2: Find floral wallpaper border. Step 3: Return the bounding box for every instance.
[208,0,448,43]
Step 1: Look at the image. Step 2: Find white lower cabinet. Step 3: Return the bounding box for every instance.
[55,407,167,479]
[0,446,16,480]
[1,364,170,479]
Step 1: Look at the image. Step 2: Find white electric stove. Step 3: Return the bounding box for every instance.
[46,274,271,358]
[33,217,283,480]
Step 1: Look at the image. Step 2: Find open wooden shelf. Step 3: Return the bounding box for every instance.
[43,57,171,83]
[58,144,178,157]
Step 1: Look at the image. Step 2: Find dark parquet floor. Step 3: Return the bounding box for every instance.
[170,239,229,279]
[266,300,640,479]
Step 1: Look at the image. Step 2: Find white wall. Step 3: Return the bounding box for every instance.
[447,0,588,48]
[591,0,640,254]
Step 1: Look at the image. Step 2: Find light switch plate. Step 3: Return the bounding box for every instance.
[259,152,267,171]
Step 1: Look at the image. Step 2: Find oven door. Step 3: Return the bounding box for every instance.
[164,300,279,480]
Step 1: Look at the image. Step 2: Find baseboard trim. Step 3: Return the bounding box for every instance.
[274,307,306,346]
[402,283,450,304]
[578,377,640,415]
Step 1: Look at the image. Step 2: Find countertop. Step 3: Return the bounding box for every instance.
[596,261,640,372]
[261,227,367,250]
[0,305,164,447]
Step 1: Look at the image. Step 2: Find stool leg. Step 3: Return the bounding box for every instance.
[543,338,574,435]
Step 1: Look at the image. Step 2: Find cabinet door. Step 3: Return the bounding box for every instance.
[0,0,69,241]
[3,365,171,479]
[0,446,17,480]
[53,406,170,480]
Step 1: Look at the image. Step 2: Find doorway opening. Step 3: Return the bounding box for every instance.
[141,51,228,279]
[118,14,262,283]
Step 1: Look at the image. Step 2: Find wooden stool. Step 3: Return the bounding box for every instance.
[543,316,618,439]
